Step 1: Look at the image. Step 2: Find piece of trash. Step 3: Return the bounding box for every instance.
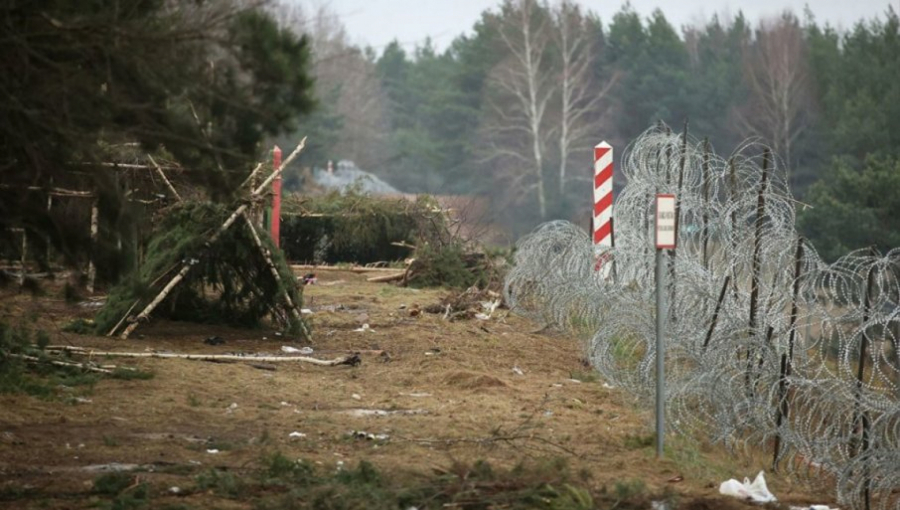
[275,332,282,337]
[789,506,840,510]
[299,346,314,355]
[345,408,428,417]
[602,383,615,389]
[204,336,225,346]
[288,432,307,439]
[512,366,524,376]
[74,397,92,403]
[399,304,407,310]
[301,273,317,285]
[353,324,373,333]
[424,347,441,356]
[206,449,220,454]
[474,313,490,320]
[401,392,432,398]
[651,501,670,510]
[300,308,314,315]
[667,475,684,483]
[351,393,362,400]
[281,346,301,353]
[719,471,776,503]
[565,378,582,384]
[349,430,390,441]
[280,401,291,406]
[168,486,181,495]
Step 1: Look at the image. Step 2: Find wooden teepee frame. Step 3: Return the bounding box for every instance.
[113,138,309,340]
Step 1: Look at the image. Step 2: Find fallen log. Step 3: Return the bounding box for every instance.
[5,353,112,374]
[45,346,361,367]
[366,272,406,283]
[290,264,405,274]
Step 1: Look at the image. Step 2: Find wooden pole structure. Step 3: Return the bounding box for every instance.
[270,146,283,248]
[669,121,688,316]
[119,138,306,340]
[86,197,99,294]
[746,150,770,390]
[702,276,731,353]
[147,154,182,202]
[242,212,309,339]
[853,252,876,510]
[773,236,804,470]
[18,229,27,285]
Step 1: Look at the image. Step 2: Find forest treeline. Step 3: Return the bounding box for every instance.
[1,0,898,265]
[282,1,900,259]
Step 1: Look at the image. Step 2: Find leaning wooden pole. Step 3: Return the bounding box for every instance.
[147,154,182,202]
[773,236,805,471]
[241,212,310,339]
[702,276,731,353]
[119,138,307,340]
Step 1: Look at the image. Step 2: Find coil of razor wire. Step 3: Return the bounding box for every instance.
[504,124,900,510]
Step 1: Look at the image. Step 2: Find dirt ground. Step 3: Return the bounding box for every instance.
[0,269,835,509]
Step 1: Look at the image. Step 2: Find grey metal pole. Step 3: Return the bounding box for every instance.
[656,247,666,458]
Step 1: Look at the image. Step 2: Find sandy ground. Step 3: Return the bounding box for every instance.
[0,270,834,509]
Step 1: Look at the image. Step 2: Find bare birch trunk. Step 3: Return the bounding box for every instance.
[86,198,99,293]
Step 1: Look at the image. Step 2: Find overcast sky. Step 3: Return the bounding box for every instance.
[291,0,897,51]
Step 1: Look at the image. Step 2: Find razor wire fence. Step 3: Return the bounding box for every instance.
[503,124,900,510]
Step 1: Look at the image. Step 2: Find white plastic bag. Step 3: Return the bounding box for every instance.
[719,471,777,503]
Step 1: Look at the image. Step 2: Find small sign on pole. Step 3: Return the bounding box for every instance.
[654,193,676,459]
[655,194,676,249]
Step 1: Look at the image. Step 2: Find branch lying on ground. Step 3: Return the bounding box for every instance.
[45,346,361,367]
[3,352,113,374]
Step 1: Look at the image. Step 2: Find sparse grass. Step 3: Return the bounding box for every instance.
[187,393,200,407]
[0,320,150,398]
[109,367,154,380]
[241,453,652,510]
[61,318,95,335]
[195,468,245,497]
[569,370,599,383]
[623,433,655,450]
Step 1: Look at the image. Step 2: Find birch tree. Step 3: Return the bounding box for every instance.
[735,13,813,168]
[484,0,555,220]
[553,1,618,196]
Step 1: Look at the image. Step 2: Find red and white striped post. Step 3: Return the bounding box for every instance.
[593,141,614,275]
[270,145,282,248]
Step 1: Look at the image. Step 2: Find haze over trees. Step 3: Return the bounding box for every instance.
[2,0,899,263]
[289,1,900,257]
